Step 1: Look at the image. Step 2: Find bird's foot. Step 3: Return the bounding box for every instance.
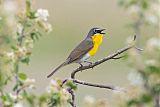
[78,63,84,72]
[84,61,93,65]
[84,61,94,69]
[79,63,83,68]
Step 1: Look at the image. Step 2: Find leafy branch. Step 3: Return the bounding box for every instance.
[0,0,52,106]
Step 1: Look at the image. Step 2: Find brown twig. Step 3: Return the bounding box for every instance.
[73,79,125,92]
[155,95,160,107]
[68,88,76,107]
[71,45,134,79]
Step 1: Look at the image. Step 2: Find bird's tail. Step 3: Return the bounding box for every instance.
[47,62,67,78]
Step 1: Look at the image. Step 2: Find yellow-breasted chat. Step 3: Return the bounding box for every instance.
[47,28,106,78]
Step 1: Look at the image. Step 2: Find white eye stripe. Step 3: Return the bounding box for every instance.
[94,29,101,34]
[94,29,99,33]
[95,28,101,31]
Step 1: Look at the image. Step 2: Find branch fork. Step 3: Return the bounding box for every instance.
[60,35,141,107]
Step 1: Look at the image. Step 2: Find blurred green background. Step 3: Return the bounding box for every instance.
[19,0,157,105]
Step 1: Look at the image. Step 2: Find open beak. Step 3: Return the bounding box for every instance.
[100,29,106,34]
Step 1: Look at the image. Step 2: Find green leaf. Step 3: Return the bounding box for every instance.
[11,45,18,51]
[140,94,152,103]
[26,0,31,16]
[13,83,19,91]
[23,92,36,105]
[28,11,37,19]
[146,65,160,74]
[152,83,160,94]
[1,95,7,101]
[39,95,47,102]
[30,32,40,41]
[36,31,42,37]
[118,0,125,6]
[18,72,27,80]
[127,99,139,106]
[49,93,61,107]
[65,80,77,90]
[21,56,30,64]
[26,0,37,19]
[26,20,33,27]
[141,0,149,10]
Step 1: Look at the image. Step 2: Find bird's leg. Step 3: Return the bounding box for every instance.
[84,61,94,69]
[84,61,93,65]
[79,63,83,68]
[78,63,84,72]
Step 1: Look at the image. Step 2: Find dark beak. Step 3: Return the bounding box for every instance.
[100,29,106,34]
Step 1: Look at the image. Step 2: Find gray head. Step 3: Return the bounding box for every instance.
[87,27,106,38]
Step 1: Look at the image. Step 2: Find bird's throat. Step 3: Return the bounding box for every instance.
[88,34,103,56]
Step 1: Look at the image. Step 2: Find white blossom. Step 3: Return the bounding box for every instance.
[14,103,24,107]
[24,39,34,49]
[17,46,27,56]
[4,101,11,106]
[45,23,52,32]
[9,93,17,100]
[147,37,160,50]
[24,78,35,89]
[36,20,52,32]
[17,24,23,35]
[6,51,15,60]
[50,79,59,87]
[46,79,59,93]
[128,70,143,85]
[145,59,157,66]
[0,17,2,20]
[60,89,70,101]
[35,8,49,21]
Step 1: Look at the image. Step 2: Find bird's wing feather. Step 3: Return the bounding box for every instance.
[67,39,93,63]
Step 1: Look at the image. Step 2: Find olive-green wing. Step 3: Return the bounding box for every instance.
[66,39,93,64]
[47,38,93,78]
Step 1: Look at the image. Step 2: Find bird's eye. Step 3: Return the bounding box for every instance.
[94,29,97,33]
[94,29,101,34]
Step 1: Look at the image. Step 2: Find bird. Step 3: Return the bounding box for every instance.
[47,27,106,78]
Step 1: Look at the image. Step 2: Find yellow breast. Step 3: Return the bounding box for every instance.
[88,34,103,56]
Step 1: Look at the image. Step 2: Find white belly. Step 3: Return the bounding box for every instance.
[76,53,91,63]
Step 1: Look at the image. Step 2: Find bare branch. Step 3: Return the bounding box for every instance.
[67,88,76,107]
[71,45,133,79]
[111,56,124,59]
[73,79,125,92]
[135,47,143,51]
[155,95,160,107]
